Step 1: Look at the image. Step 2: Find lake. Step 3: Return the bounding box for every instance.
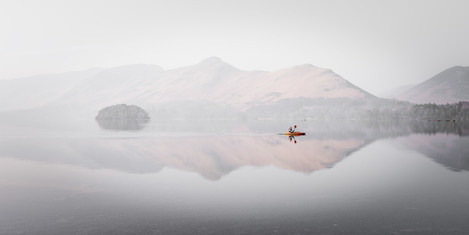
[0,119,468,234]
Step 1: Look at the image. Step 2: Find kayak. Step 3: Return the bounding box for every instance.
[280,132,305,136]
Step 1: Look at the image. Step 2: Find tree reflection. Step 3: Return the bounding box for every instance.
[96,119,149,130]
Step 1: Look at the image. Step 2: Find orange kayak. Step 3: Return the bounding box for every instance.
[280,132,305,136]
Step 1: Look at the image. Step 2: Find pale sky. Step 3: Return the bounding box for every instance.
[1,0,468,95]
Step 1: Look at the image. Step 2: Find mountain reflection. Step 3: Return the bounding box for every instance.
[0,135,366,180]
[0,120,468,180]
[398,134,469,171]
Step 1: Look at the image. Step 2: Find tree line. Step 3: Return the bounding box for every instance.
[408,102,469,120]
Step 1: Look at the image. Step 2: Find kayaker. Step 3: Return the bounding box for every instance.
[289,125,297,133]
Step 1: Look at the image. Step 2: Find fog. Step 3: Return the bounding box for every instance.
[2,1,469,234]
[1,0,469,95]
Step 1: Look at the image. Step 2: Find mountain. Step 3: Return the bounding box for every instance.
[0,57,376,119]
[54,57,374,109]
[397,66,469,104]
[55,64,164,107]
[0,68,102,111]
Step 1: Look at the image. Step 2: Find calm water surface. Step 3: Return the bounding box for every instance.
[0,120,468,234]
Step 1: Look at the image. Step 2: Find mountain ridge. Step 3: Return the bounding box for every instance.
[0,68,102,111]
[0,57,376,113]
[397,66,469,104]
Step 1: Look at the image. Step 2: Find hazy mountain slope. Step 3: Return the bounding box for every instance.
[0,68,102,111]
[56,64,164,106]
[134,57,244,104]
[235,64,375,104]
[56,57,375,110]
[397,66,469,104]
[378,84,415,98]
[0,57,376,116]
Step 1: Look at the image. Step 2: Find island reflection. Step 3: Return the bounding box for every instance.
[97,119,149,131]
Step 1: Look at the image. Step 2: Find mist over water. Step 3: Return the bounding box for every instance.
[2,0,469,233]
[1,118,469,234]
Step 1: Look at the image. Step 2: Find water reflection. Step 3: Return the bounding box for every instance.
[408,120,469,136]
[1,120,468,180]
[2,120,469,234]
[288,135,298,144]
[96,119,149,130]
[0,135,366,180]
[399,134,469,171]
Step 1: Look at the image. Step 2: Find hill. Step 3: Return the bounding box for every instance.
[0,57,376,119]
[397,66,469,104]
[0,68,101,111]
[54,57,375,110]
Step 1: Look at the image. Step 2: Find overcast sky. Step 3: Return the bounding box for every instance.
[1,0,468,95]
